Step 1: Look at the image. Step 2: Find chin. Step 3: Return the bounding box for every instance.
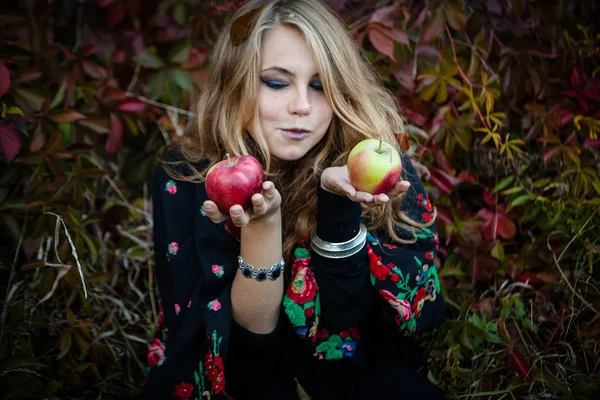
[273,149,309,161]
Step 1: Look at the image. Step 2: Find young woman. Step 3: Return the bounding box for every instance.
[142,1,445,399]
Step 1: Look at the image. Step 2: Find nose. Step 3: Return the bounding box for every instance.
[289,87,312,116]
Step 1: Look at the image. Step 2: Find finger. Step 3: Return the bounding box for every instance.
[262,181,275,200]
[251,193,268,216]
[354,191,374,203]
[229,205,250,227]
[359,194,389,208]
[387,180,411,199]
[203,201,228,224]
[373,193,390,205]
[339,182,357,198]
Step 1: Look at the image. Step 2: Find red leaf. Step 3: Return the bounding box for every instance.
[48,109,86,124]
[429,168,464,194]
[583,138,600,148]
[501,44,557,58]
[107,1,126,28]
[496,214,517,240]
[112,49,126,64]
[215,1,238,12]
[14,68,43,84]
[555,108,574,127]
[29,124,45,152]
[0,122,22,162]
[469,255,495,284]
[0,62,10,97]
[393,62,416,93]
[116,99,147,113]
[570,67,583,89]
[80,44,100,58]
[325,0,346,12]
[368,26,395,61]
[543,146,561,163]
[369,4,400,28]
[182,47,209,69]
[105,114,123,154]
[515,271,544,288]
[483,190,497,207]
[508,349,530,379]
[104,88,126,101]
[81,60,107,80]
[583,87,600,100]
[476,207,516,241]
[421,9,444,42]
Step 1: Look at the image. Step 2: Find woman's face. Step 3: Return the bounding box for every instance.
[247,24,334,161]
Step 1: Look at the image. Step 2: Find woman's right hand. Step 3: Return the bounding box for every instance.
[202,181,282,228]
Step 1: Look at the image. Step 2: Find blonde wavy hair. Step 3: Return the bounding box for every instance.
[160,0,436,264]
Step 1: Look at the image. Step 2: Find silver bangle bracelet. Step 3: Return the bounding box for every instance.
[310,223,367,259]
[237,255,285,282]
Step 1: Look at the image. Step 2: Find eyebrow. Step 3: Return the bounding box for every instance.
[260,66,319,77]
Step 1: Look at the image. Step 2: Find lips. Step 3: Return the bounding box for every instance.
[281,128,312,140]
[282,128,311,133]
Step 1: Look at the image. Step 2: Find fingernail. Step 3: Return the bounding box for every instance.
[231,208,243,216]
[401,182,411,188]
[204,204,213,212]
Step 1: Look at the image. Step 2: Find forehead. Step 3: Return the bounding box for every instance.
[260,25,317,73]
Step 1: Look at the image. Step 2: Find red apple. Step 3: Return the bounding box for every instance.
[347,139,402,195]
[205,154,264,214]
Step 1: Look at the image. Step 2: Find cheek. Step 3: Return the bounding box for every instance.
[257,91,282,125]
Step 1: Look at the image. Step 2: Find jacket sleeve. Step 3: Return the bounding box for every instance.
[283,153,445,360]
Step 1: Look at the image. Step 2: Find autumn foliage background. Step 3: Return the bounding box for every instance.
[1,0,599,399]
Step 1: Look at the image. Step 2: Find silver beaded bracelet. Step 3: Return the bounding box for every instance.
[237,255,285,282]
[310,223,367,259]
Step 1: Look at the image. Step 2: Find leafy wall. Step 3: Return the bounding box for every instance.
[0,0,599,399]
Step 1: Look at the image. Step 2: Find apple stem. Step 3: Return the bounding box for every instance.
[378,140,383,153]
[225,153,233,166]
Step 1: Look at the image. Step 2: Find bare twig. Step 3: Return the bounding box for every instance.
[445,24,489,130]
[0,218,27,355]
[44,211,88,299]
[547,210,599,314]
[125,91,196,117]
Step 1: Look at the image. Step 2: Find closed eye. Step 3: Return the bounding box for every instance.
[260,78,324,92]
[261,79,287,89]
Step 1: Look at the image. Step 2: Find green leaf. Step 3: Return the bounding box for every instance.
[171,68,193,91]
[508,194,533,210]
[420,81,439,101]
[173,3,187,25]
[439,266,465,277]
[493,176,515,193]
[533,178,552,189]
[169,39,190,64]
[48,109,86,124]
[134,50,164,69]
[148,70,167,99]
[501,186,524,195]
[49,80,67,110]
[7,106,24,115]
[80,232,98,264]
[57,329,72,360]
[491,241,505,261]
[78,116,110,134]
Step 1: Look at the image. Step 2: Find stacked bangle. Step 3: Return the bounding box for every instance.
[237,255,285,282]
[310,223,367,259]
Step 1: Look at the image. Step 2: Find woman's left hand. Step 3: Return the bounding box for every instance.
[320,166,411,208]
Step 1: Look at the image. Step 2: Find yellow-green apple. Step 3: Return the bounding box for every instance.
[205,154,264,214]
[347,139,402,195]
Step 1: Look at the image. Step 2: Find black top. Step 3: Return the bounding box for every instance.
[140,151,445,400]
